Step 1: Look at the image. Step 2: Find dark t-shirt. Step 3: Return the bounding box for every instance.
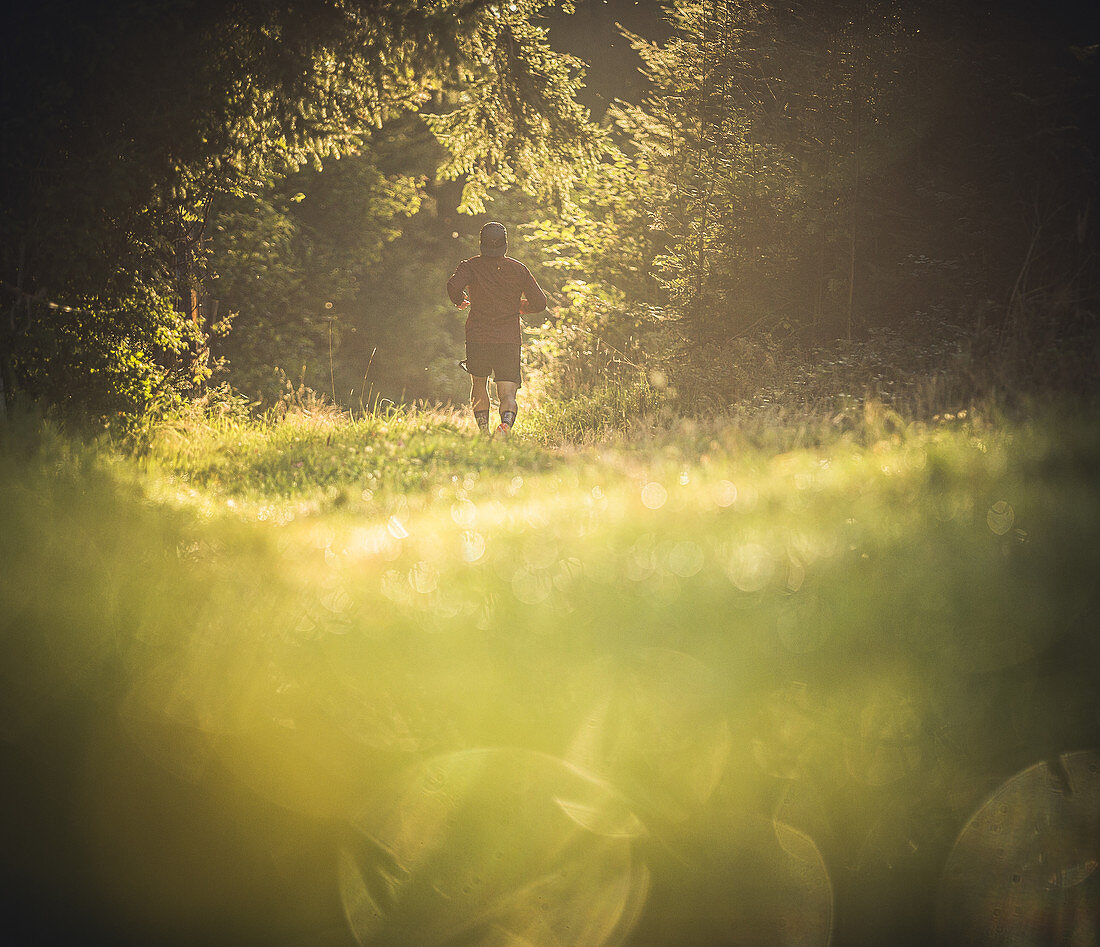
[447,255,547,343]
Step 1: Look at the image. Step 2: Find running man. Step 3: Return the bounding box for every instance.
[447,221,548,436]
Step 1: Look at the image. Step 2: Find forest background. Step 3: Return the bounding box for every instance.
[3,0,1096,428]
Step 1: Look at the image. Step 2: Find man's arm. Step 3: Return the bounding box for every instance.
[519,268,548,315]
[446,260,470,307]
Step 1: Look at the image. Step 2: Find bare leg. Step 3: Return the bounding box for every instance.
[470,376,490,432]
[495,380,518,434]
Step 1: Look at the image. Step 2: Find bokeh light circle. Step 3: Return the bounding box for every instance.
[340,747,648,945]
[938,750,1100,944]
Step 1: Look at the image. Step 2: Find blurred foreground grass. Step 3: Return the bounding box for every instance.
[2,405,1098,945]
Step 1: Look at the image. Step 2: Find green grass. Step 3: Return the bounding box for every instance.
[1,404,1098,944]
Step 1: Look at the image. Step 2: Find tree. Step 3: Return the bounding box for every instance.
[208,144,423,402]
[427,1,605,214]
[527,0,1096,410]
[0,0,601,426]
[617,0,910,342]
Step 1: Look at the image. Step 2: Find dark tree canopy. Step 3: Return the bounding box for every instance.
[2,0,1096,424]
[0,0,599,425]
[522,0,1098,406]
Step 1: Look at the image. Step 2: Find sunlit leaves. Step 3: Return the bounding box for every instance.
[427,1,606,212]
[3,0,601,424]
[208,148,424,400]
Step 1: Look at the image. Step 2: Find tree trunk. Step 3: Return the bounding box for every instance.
[847,80,861,341]
[0,342,8,423]
[0,240,28,421]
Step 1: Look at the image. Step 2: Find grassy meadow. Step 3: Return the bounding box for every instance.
[1,397,1098,945]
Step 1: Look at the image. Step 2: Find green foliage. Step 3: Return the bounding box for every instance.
[1,1,603,425]
[612,0,914,339]
[524,379,663,444]
[2,405,1098,941]
[331,117,473,408]
[9,275,192,432]
[4,0,1094,435]
[529,0,1097,409]
[427,1,605,213]
[521,147,670,387]
[3,0,456,422]
[208,147,424,401]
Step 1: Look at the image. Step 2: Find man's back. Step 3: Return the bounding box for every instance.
[447,254,546,344]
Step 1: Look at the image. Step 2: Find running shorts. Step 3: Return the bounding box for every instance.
[463,341,522,386]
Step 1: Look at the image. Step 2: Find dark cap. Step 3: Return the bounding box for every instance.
[479,221,508,257]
